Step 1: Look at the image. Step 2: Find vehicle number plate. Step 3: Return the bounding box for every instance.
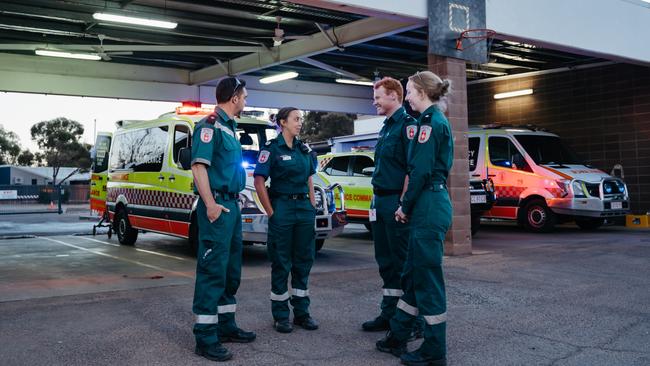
[471,195,487,204]
[611,202,622,210]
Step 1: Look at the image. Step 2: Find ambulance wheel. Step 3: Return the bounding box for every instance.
[115,209,138,245]
[315,239,325,252]
[521,199,556,233]
[92,226,96,236]
[575,218,604,231]
[107,227,112,239]
[189,217,199,256]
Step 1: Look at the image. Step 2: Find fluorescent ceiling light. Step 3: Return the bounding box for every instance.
[467,69,507,76]
[335,79,374,86]
[259,71,299,84]
[494,89,533,99]
[35,49,101,61]
[490,52,546,63]
[93,12,177,29]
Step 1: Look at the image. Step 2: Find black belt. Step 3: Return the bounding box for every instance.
[372,188,402,196]
[213,191,239,200]
[271,193,309,200]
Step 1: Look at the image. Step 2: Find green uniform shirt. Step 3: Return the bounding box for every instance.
[191,107,246,194]
[401,105,454,215]
[371,107,417,191]
[253,134,316,195]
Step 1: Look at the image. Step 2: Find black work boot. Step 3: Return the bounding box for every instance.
[400,349,446,366]
[217,327,256,343]
[293,316,319,330]
[195,343,233,362]
[362,316,390,331]
[376,331,407,357]
[274,319,293,333]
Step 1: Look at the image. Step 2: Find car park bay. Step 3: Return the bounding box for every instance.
[1,222,648,365]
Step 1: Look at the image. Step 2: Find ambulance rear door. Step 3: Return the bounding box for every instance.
[90,132,112,215]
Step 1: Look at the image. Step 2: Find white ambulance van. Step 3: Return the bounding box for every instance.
[105,105,346,253]
[468,126,629,232]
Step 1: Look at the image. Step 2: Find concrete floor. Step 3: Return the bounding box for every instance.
[0,223,649,366]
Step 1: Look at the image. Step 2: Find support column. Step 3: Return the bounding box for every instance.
[428,54,472,255]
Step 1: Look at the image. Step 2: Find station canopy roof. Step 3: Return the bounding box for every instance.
[0,0,607,85]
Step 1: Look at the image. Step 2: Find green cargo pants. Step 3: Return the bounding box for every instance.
[390,188,452,358]
[267,197,316,321]
[192,196,242,346]
[370,194,410,319]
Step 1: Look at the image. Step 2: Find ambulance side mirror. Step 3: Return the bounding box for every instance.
[179,147,192,170]
[361,167,374,176]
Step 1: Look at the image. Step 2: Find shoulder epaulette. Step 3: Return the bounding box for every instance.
[421,113,433,124]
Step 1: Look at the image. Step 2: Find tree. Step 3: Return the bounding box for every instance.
[17,149,35,166]
[301,112,356,142]
[0,124,21,165]
[30,117,91,185]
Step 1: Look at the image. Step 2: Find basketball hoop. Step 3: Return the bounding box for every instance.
[455,28,496,51]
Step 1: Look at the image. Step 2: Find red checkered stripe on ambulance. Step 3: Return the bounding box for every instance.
[107,188,194,209]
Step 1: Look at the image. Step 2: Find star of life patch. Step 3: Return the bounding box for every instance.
[258,150,270,163]
[406,125,417,140]
[418,125,432,143]
[200,128,213,143]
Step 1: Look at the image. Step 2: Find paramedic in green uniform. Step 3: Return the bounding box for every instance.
[376,71,453,366]
[362,77,417,332]
[254,107,319,334]
[191,77,256,362]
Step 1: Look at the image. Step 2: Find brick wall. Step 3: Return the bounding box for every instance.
[468,63,650,214]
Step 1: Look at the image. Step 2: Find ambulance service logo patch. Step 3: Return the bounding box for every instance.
[406,125,417,140]
[200,128,213,143]
[258,150,270,163]
[418,125,432,143]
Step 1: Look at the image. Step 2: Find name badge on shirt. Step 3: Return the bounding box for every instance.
[369,208,377,222]
[281,155,292,161]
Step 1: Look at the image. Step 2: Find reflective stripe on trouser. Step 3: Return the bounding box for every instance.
[267,198,316,321]
[371,194,409,320]
[389,190,452,359]
[193,198,242,345]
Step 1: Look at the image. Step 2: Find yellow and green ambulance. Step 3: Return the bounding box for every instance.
[104,105,346,253]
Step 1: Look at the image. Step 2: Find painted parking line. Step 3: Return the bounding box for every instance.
[74,236,189,261]
[40,236,194,279]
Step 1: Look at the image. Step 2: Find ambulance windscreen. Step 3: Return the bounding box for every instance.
[514,135,584,166]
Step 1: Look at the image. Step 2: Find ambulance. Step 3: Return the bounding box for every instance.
[317,149,495,235]
[103,104,346,253]
[468,126,630,232]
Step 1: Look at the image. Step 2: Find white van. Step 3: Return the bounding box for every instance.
[104,105,346,253]
[468,126,629,232]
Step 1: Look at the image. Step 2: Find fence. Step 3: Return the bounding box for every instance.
[0,184,90,214]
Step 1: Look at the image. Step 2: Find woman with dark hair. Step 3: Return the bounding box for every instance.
[376,71,453,366]
[253,107,319,333]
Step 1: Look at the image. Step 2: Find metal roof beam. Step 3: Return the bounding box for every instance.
[189,16,422,85]
[297,57,363,79]
[0,44,263,53]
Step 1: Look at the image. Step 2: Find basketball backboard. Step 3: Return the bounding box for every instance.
[428,0,489,64]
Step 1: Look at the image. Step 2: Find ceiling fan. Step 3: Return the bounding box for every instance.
[256,16,311,47]
[91,34,132,61]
